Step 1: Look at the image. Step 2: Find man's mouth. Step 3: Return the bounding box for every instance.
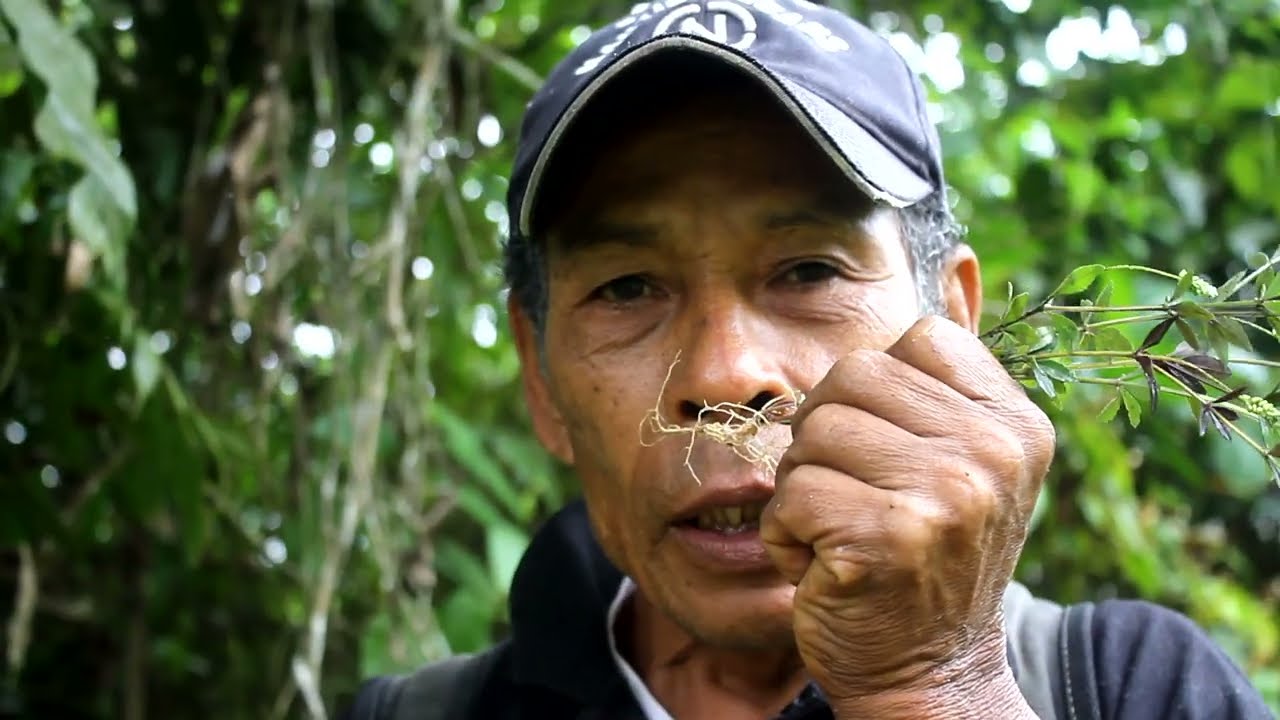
[669,490,775,571]
[680,501,767,533]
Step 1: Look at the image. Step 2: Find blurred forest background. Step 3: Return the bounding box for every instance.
[1,0,1278,718]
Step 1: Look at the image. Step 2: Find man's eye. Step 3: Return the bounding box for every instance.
[779,261,840,285]
[592,274,654,303]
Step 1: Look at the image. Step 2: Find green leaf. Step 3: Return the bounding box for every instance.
[1214,317,1253,351]
[1218,139,1259,198]
[1217,270,1249,300]
[1094,281,1114,309]
[131,331,161,405]
[0,148,35,215]
[1051,264,1105,297]
[436,538,497,599]
[2,0,137,219]
[1264,272,1280,300]
[1215,57,1280,112]
[1174,300,1214,322]
[1171,270,1194,301]
[485,521,529,594]
[1091,326,1134,353]
[455,484,504,530]
[1206,320,1233,362]
[69,176,129,289]
[171,469,207,565]
[1008,321,1041,349]
[1004,291,1030,322]
[1121,388,1141,428]
[1099,395,1122,423]
[432,403,524,519]
[1038,360,1075,383]
[0,18,22,99]
[1031,362,1056,398]
[438,587,498,654]
[1049,313,1080,350]
[1175,317,1201,350]
[34,95,138,220]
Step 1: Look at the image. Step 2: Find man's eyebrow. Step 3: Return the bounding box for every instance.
[552,218,660,254]
[762,195,871,232]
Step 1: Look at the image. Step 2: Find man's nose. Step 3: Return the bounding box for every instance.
[668,296,791,424]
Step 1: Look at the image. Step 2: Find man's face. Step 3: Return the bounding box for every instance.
[513,88,951,649]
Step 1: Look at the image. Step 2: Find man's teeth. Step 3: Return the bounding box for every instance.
[694,502,766,532]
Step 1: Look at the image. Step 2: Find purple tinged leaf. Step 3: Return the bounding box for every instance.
[1207,408,1231,441]
[1135,355,1159,411]
[1217,386,1248,405]
[1182,354,1231,379]
[1159,361,1206,394]
[1196,402,1231,440]
[1139,316,1176,352]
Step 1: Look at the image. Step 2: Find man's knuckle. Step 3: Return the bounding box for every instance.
[821,543,875,586]
[794,402,842,442]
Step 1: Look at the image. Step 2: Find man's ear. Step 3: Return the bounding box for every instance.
[508,295,575,464]
[940,243,983,334]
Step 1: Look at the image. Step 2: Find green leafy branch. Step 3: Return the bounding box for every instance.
[983,248,1280,485]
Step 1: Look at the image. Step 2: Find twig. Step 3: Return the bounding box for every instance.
[292,28,447,720]
[122,552,148,720]
[63,442,133,525]
[385,39,444,350]
[0,303,18,395]
[5,544,36,680]
[448,25,544,91]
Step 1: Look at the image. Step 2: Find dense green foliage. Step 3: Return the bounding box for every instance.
[1,0,1277,718]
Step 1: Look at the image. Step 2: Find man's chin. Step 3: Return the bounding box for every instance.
[651,573,797,651]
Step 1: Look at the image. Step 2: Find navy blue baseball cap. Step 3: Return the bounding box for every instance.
[507,0,946,241]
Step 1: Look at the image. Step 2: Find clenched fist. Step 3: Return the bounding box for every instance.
[760,315,1056,716]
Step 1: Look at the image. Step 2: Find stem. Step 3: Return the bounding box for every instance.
[1059,361,1135,372]
[1102,264,1182,281]
[1026,349,1134,361]
[1076,377,1254,422]
[1156,364,1273,456]
[1232,255,1280,298]
[1228,357,1280,370]
[1045,299,1268,314]
[1237,317,1279,339]
[1220,414,1273,457]
[5,544,36,679]
[1085,312,1168,330]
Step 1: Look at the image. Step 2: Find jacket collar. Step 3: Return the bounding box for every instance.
[508,499,627,706]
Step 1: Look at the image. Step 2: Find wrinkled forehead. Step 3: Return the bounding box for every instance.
[531,57,863,247]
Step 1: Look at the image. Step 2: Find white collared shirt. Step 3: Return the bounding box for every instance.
[606,577,676,720]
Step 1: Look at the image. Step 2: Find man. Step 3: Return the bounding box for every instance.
[345,2,1274,718]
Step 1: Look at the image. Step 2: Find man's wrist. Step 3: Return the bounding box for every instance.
[827,664,1039,720]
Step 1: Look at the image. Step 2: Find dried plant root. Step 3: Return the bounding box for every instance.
[639,351,806,484]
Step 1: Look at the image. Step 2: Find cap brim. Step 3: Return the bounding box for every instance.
[518,36,935,239]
